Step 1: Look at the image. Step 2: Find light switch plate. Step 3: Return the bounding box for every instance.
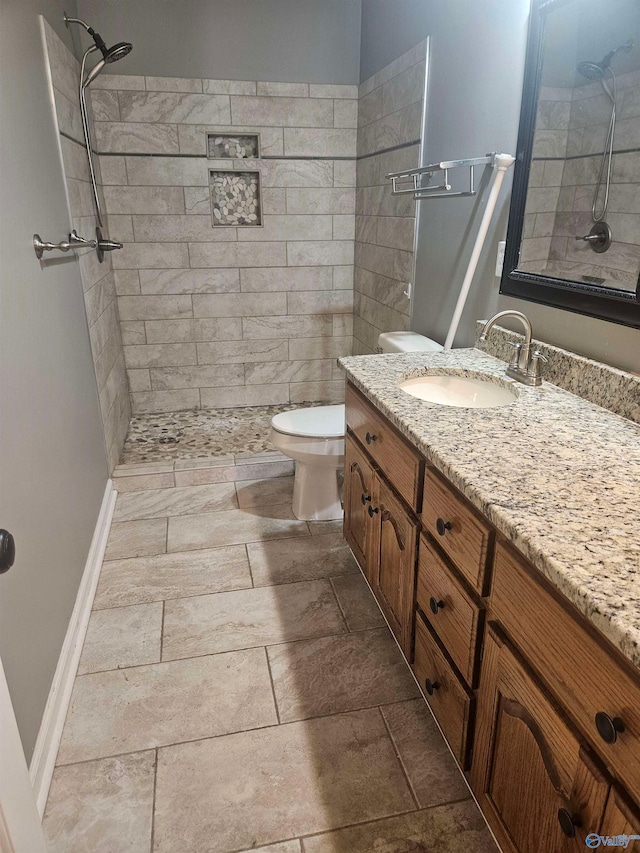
[495,241,506,277]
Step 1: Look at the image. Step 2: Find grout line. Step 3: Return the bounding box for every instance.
[378,706,421,810]
[244,543,255,588]
[159,599,166,662]
[328,576,350,632]
[263,647,282,725]
[149,748,159,851]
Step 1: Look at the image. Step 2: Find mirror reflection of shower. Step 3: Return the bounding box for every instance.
[63,13,133,227]
[576,39,633,226]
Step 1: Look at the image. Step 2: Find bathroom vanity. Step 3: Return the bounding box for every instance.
[340,347,640,853]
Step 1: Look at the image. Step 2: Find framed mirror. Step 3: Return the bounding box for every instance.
[501,0,640,328]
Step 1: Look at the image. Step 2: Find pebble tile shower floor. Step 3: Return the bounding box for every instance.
[43,460,498,852]
[121,404,323,464]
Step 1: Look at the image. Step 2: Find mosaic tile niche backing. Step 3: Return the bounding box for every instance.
[207,132,260,159]
[210,170,262,226]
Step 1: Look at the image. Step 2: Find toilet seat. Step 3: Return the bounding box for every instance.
[271,404,345,439]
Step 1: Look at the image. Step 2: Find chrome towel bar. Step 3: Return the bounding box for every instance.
[387,153,498,199]
[33,228,122,262]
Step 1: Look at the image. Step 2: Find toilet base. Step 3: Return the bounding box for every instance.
[292,460,343,521]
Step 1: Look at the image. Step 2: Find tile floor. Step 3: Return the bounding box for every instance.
[43,461,497,852]
[121,403,326,464]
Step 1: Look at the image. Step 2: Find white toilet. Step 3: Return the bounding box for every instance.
[270,331,443,521]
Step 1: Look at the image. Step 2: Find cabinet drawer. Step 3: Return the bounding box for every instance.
[492,541,640,803]
[413,614,474,767]
[417,535,484,686]
[345,383,422,511]
[421,467,492,594]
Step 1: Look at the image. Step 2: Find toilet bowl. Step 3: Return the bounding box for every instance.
[270,405,345,521]
[270,331,443,522]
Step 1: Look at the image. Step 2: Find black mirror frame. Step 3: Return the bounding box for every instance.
[500,0,640,329]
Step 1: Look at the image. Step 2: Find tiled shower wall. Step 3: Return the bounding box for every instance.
[91,75,358,413]
[43,21,130,472]
[523,75,640,290]
[353,41,427,354]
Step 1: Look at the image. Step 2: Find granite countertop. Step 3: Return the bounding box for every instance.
[338,348,640,670]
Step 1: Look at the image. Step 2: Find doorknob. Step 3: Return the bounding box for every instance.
[0,530,16,574]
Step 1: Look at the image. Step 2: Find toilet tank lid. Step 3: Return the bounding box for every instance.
[272,404,345,438]
[378,331,444,353]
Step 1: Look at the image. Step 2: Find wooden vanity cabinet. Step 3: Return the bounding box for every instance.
[342,380,640,852]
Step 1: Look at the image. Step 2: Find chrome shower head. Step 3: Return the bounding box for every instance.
[105,41,133,63]
[64,12,132,83]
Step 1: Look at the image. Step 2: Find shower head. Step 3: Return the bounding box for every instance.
[64,12,132,84]
[577,39,634,80]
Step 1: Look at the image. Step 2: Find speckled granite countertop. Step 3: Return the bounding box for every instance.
[339,348,640,670]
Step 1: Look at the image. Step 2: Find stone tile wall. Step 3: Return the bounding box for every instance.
[43,21,130,472]
[353,41,428,354]
[91,74,357,413]
[522,76,640,290]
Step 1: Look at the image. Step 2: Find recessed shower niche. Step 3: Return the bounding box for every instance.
[209,169,262,227]
[206,132,260,159]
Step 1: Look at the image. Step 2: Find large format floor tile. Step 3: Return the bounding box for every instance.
[381,699,470,808]
[57,648,277,764]
[104,517,167,561]
[247,532,358,587]
[113,481,238,521]
[162,580,347,660]
[78,602,162,675]
[302,799,498,852]
[43,751,155,853]
[331,572,386,631]
[235,476,294,509]
[153,708,415,853]
[167,504,309,551]
[93,546,252,609]
[267,628,420,722]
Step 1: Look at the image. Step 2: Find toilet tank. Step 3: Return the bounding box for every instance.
[377,331,443,353]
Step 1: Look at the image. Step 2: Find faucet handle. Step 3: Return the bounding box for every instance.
[526,349,548,385]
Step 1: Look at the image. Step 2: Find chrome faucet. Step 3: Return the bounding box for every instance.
[479,310,547,386]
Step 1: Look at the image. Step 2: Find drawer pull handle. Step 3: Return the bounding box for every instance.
[365,431,377,445]
[557,808,581,838]
[425,678,440,696]
[595,711,625,744]
[436,518,452,536]
[360,492,371,505]
[367,505,379,518]
[429,597,445,615]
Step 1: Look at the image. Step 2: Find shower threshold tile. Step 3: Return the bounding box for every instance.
[162,579,347,660]
[167,504,309,551]
[153,708,415,853]
[57,647,277,765]
[93,546,252,609]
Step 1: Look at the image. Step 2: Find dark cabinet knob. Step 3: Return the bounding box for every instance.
[429,596,445,615]
[0,530,16,574]
[360,493,371,505]
[365,431,377,445]
[425,678,440,696]
[436,517,452,536]
[557,808,581,838]
[595,711,625,744]
[367,505,379,518]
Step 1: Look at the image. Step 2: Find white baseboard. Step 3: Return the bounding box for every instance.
[29,481,117,817]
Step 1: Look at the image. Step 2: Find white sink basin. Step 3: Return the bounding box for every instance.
[399,373,518,408]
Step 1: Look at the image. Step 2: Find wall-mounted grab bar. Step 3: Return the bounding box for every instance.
[33,228,122,261]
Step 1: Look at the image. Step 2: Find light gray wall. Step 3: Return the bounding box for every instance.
[360,0,640,373]
[76,0,362,83]
[0,0,108,760]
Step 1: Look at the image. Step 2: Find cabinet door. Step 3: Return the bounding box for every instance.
[343,433,376,582]
[598,787,640,851]
[371,476,419,658]
[472,626,610,853]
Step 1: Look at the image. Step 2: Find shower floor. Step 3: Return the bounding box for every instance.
[120,403,326,465]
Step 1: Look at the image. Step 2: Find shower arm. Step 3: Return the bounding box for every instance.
[79,46,104,227]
